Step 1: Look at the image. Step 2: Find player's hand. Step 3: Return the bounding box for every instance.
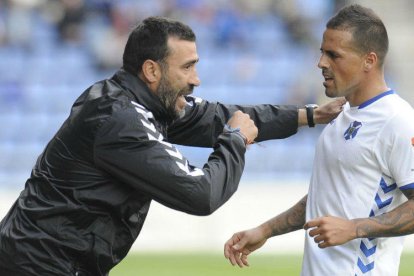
[224,226,268,267]
[313,97,346,124]
[304,216,357,248]
[227,111,258,145]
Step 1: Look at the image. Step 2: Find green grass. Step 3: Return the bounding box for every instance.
[110,252,414,275]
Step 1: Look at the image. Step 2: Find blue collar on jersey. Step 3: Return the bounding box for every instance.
[358,89,395,109]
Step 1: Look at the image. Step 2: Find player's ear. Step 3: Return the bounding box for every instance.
[364,52,377,71]
[141,59,162,83]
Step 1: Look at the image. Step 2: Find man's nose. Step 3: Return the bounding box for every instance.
[318,55,328,69]
[190,73,201,87]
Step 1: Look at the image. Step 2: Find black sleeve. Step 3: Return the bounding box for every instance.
[93,105,246,216]
[167,96,299,147]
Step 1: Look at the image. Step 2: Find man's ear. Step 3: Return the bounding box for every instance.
[364,52,378,71]
[141,59,161,83]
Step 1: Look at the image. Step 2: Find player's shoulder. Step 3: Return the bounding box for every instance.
[381,96,414,137]
[388,95,414,121]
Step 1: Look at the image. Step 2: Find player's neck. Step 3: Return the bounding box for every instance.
[347,76,388,107]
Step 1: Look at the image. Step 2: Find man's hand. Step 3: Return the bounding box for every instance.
[227,111,258,145]
[224,226,268,267]
[304,216,357,248]
[313,97,347,124]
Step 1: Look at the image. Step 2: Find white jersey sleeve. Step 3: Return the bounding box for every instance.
[375,104,414,189]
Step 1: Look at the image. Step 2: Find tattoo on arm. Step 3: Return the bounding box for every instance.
[355,189,414,238]
[268,195,307,237]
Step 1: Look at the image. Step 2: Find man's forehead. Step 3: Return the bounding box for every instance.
[166,37,198,63]
[323,29,353,41]
[322,29,355,49]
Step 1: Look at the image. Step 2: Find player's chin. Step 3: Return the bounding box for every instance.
[324,89,337,98]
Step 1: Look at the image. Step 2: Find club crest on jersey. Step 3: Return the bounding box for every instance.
[344,121,362,140]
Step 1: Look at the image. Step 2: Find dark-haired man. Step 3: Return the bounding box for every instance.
[224,4,414,275]
[0,16,343,275]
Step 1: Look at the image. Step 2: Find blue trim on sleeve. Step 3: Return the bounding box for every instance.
[358,90,394,109]
[399,183,414,190]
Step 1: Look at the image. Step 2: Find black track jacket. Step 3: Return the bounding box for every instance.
[0,69,298,275]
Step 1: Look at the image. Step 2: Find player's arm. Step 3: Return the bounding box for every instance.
[168,97,345,147]
[355,188,414,237]
[224,195,307,267]
[304,189,414,249]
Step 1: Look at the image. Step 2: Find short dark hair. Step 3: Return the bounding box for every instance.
[123,16,196,75]
[326,4,388,66]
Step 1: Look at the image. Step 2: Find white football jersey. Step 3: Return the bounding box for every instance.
[302,90,414,276]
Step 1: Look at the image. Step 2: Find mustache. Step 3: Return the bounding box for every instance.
[186,84,195,94]
[180,85,195,96]
[322,69,333,78]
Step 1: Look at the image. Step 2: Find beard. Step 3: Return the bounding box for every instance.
[157,74,194,120]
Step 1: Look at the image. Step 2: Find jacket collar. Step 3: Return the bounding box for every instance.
[112,69,174,125]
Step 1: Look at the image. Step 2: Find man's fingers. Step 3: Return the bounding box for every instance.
[224,235,241,266]
[224,235,247,267]
[338,97,347,105]
[224,237,237,259]
[224,244,231,259]
[226,244,238,266]
[313,234,325,244]
[224,232,254,268]
[228,252,237,266]
[318,241,330,249]
[303,221,312,230]
[304,218,322,230]
[231,243,247,268]
[304,221,317,229]
[241,254,250,267]
[234,249,251,267]
[229,252,238,266]
[226,246,245,268]
[234,253,245,268]
[308,227,322,237]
